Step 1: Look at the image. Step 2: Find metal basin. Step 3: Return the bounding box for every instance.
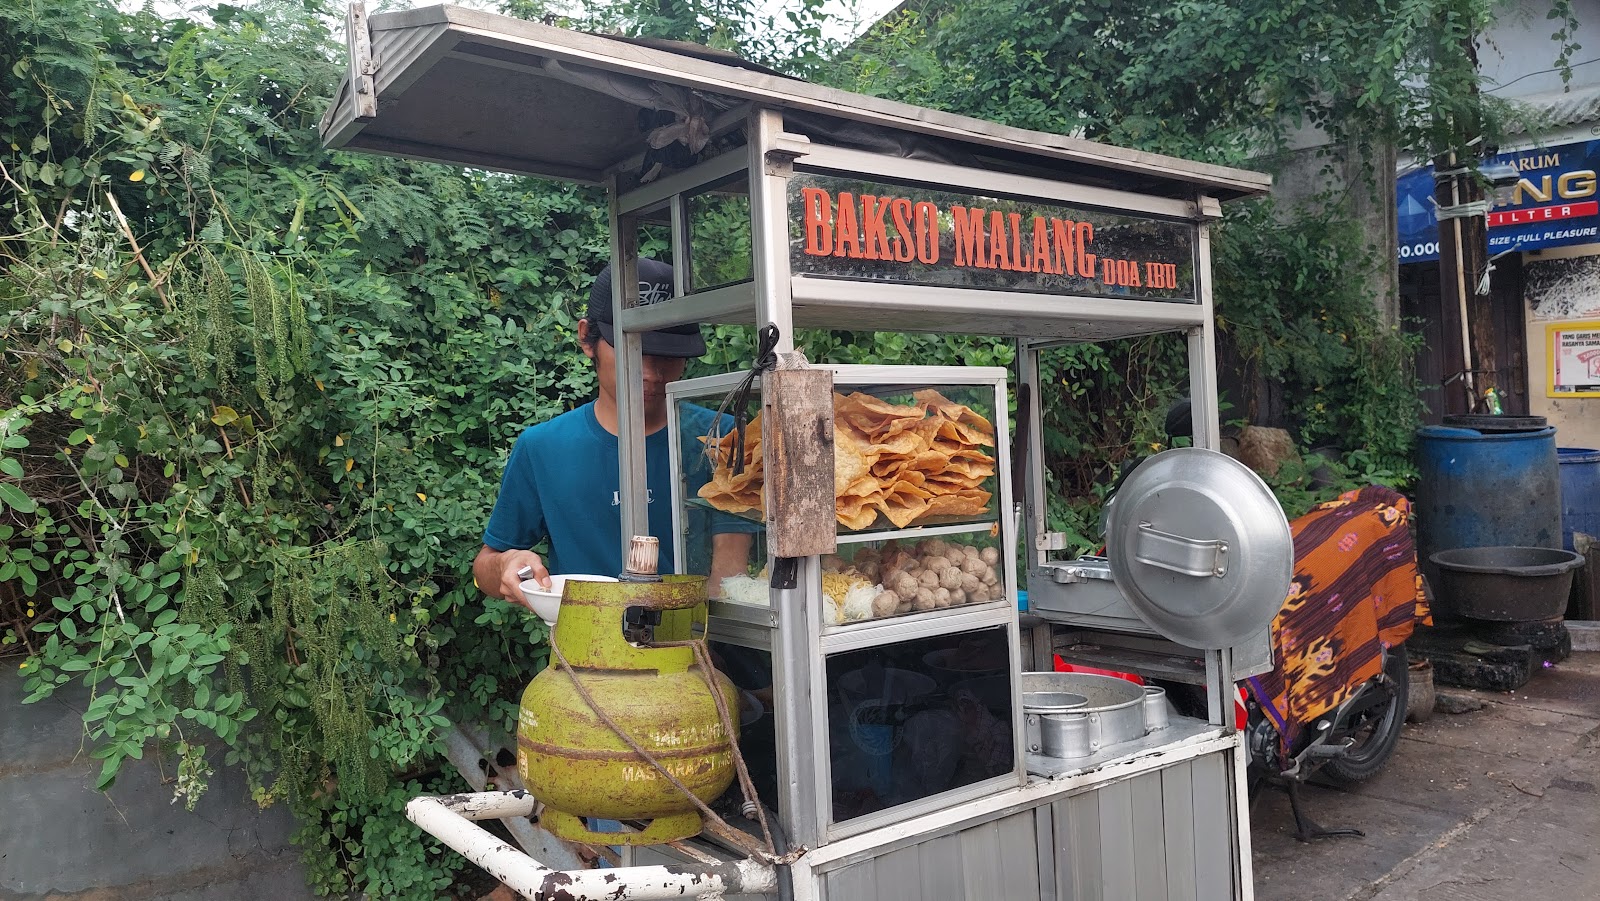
[1021,672,1166,759]
[1430,546,1586,621]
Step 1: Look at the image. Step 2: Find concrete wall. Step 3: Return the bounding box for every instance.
[1479,0,1600,99]
[1269,134,1401,326]
[1520,244,1600,448]
[0,668,314,900]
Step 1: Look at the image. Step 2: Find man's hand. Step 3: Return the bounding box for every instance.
[473,545,550,609]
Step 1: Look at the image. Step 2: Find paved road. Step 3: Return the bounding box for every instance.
[1251,652,1600,901]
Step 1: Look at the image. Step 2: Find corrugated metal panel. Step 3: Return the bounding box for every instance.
[1095,780,1137,898]
[820,750,1243,901]
[1190,753,1234,901]
[958,818,1005,899]
[371,22,450,97]
[918,833,965,901]
[1034,807,1058,901]
[1160,762,1198,901]
[871,843,925,901]
[1131,771,1170,901]
[825,858,877,900]
[995,810,1044,898]
[1056,788,1102,899]
[1504,85,1600,135]
[823,812,1045,901]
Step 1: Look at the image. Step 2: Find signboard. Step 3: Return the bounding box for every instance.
[1398,140,1600,263]
[1548,320,1600,397]
[789,173,1197,302]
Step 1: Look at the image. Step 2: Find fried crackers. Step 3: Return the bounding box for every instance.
[697,388,996,529]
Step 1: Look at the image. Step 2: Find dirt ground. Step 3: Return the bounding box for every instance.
[1250,651,1600,901]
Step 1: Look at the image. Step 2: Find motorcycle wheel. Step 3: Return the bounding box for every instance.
[1320,645,1410,786]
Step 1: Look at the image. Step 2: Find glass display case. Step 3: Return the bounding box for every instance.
[668,364,1023,835]
[667,365,1013,626]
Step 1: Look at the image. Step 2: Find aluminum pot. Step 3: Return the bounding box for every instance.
[1021,672,1147,758]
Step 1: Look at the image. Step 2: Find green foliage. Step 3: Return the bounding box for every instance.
[1213,198,1426,482]
[1,1,582,895]
[836,0,1576,164]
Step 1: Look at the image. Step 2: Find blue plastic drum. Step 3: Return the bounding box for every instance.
[1558,447,1600,551]
[1415,425,1562,593]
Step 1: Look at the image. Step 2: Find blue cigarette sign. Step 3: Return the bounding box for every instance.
[1398,140,1600,263]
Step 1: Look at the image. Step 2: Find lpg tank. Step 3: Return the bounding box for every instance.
[517,574,738,846]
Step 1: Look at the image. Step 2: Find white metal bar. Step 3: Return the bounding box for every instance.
[440,724,585,870]
[832,519,1001,546]
[818,601,1014,654]
[750,108,795,351]
[670,194,691,299]
[1018,346,1051,565]
[1187,216,1221,452]
[618,148,749,217]
[791,277,1207,331]
[618,282,757,331]
[1231,742,1256,901]
[406,793,777,901]
[748,105,823,849]
[669,364,1017,398]
[993,379,1029,795]
[609,186,651,545]
[777,135,1203,221]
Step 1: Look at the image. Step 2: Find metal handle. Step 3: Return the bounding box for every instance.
[1134,522,1229,578]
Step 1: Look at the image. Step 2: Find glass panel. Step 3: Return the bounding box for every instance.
[684,380,1000,534]
[673,396,765,596]
[826,626,1015,824]
[787,171,1197,302]
[822,534,1005,625]
[710,641,778,810]
[687,176,753,292]
[675,376,1005,615]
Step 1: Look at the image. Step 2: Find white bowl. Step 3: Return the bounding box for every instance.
[519,574,618,627]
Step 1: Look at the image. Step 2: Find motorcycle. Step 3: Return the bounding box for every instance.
[1106,408,1429,842]
[1237,483,1428,842]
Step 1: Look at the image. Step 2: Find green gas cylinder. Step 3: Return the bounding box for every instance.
[516,573,739,846]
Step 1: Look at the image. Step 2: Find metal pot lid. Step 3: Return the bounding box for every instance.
[1104,448,1292,649]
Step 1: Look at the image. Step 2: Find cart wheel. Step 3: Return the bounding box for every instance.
[1319,645,1410,786]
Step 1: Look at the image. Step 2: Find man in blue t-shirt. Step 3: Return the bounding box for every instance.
[473,259,756,607]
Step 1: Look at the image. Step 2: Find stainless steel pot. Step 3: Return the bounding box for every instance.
[1021,672,1156,759]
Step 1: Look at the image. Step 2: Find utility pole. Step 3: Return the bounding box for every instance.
[1432,22,1498,417]
[1434,152,1497,415]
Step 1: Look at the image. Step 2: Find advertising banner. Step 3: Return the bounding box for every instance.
[1548,320,1600,397]
[1397,140,1600,263]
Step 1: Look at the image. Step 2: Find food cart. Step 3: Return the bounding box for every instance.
[321,6,1285,899]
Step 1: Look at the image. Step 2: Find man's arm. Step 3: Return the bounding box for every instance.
[706,532,753,598]
[474,545,550,609]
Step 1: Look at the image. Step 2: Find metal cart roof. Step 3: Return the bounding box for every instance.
[319,4,1269,201]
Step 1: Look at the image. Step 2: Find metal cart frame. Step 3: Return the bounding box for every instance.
[321,7,1274,898]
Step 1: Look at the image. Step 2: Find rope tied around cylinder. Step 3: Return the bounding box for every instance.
[548,635,800,866]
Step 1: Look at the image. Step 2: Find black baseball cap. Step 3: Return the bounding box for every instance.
[586,259,707,359]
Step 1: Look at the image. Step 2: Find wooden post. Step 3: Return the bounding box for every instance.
[763,368,837,559]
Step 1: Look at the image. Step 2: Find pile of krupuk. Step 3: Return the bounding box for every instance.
[698,389,996,530]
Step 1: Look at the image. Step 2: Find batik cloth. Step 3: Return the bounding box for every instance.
[1246,485,1430,760]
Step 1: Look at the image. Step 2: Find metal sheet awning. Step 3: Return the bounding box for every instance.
[320,4,1270,200]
